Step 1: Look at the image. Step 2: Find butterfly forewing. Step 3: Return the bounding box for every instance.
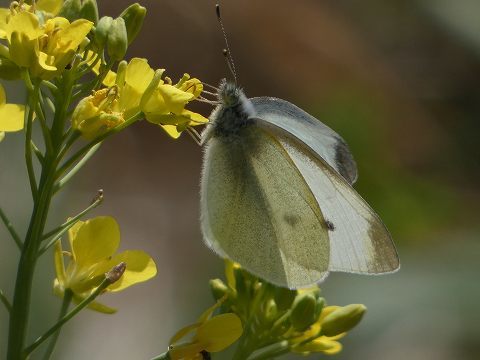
[250,97,358,184]
[201,126,331,288]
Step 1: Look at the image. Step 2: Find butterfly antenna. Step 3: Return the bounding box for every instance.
[216,3,238,84]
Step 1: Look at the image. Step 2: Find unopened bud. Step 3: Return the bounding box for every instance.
[93,16,113,50]
[58,0,82,22]
[79,0,99,24]
[107,18,128,61]
[106,262,126,283]
[119,3,147,45]
[274,287,296,311]
[321,304,367,337]
[290,293,317,332]
[209,279,229,301]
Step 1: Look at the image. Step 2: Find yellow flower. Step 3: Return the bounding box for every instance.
[53,216,157,313]
[169,298,243,360]
[290,306,346,356]
[71,86,124,140]
[0,4,93,79]
[0,83,25,142]
[36,0,64,16]
[89,57,208,139]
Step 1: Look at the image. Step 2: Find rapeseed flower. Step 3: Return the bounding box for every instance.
[53,216,157,313]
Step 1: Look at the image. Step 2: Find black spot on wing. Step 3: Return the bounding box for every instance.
[283,213,300,227]
[325,220,335,231]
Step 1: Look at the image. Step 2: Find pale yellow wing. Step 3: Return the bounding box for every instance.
[258,123,400,274]
[200,127,330,288]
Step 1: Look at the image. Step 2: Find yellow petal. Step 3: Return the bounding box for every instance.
[54,19,93,55]
[70,216,120,269]
[0,83,5,104]
[54,240,66,285]
[37,0,63,15]
[169,342,204,360]
[5,11,42,41]
[100,250,157,292]
[196,313,243,352]
[170,322,202,345]
[71,293,117,314]
[157,84,194,114]
[9,31,38,67]
[0,8,9,39]
[0,131,4,142]
[159,124,182,139]
[37,51,57,72]
[292,337,342,355]
[125,58,154,93]
[0,104,25,132]
[178,78,203,98]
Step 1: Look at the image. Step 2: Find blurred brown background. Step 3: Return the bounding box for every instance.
[1,0,479,359]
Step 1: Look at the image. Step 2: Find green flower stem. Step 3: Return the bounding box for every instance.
[149,352,171,360]
[25,82,40,199]
[31,141,44,164]
[41,191,104,241]
[53,143,101,193]
[246,341,290,360]
[0,289,12,313]
[0,206,22,249]
[41,289,73,360]
[7,156,60,359]
[7,72,77,358]
[24,278,112,357]
[56,112,143,178]
[35,96,54,156]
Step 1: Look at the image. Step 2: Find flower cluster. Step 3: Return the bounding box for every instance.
[202,261,367,359]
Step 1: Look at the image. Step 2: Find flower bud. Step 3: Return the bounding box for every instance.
[107,18,128,61]
[270,312,291,337]
[290,293,317,332]
[58,0,82,22]
[209,279,229,301]
[274,287,296,311]
[79,0,99,24]
[93,16,113,50]
[9,32,37,67]
[106,262,127,283]
[264,298,278,323]
[119,3,147,45]
[314,297,325,320]
[321,304,367,337]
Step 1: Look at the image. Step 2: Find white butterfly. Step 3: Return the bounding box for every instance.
[200,81,399,289]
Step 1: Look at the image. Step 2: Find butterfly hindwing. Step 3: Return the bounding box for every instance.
[201,125,330,288]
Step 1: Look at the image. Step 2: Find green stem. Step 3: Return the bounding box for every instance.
[41,191,104,241]
[246,341,289,360]
[25,81,39,199]
[41,290,73,360]
[53,143,100,194]
[149,352,171,360]
[7,156,58,359]
[0,289,12,313]
[56,112,143,178]
[0,206,22,249]
[24,278,112,357]
[31,141,44,164]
